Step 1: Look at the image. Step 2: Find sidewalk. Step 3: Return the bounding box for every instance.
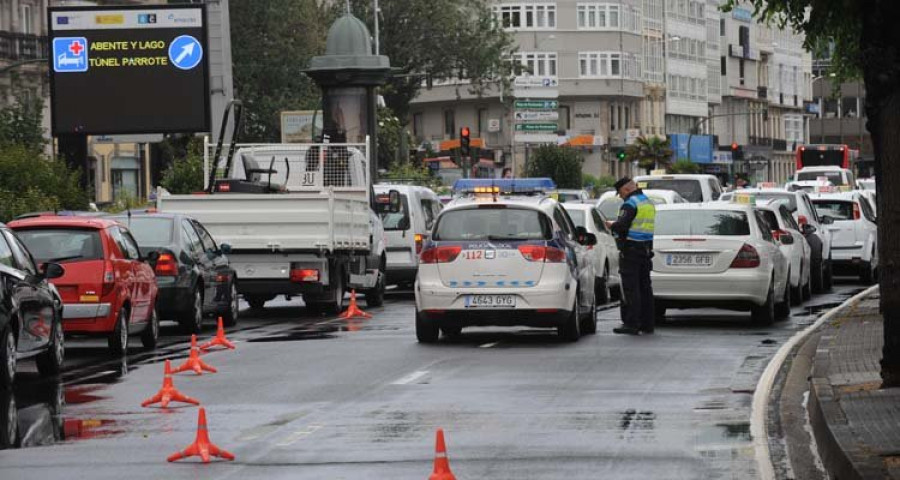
[809,287,900,479]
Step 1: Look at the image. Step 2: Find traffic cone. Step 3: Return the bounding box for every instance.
[338,290,372,319]
[173,335,218,375]
[167,407,235,463]
[142,360,200,408]
[200,317,235,351]
[429,428,456,480]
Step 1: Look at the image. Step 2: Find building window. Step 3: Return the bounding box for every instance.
[576,3,639,31]
[477,108,489,136]
[494,3,556,29]
[578,51,639,79]
[412,113,424,141]
[720,18,725,36]
[610,104,616,131]
[516,52,558,77]
[19,4,32,35]
[558,105,570,131]
[444,110,455,138]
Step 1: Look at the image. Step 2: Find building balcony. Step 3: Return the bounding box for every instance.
[0,33,47,62]
[757,86,767,100]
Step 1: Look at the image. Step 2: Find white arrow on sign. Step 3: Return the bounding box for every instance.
[174,42,195,64]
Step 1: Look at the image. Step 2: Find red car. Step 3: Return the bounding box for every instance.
[8,217,159,355]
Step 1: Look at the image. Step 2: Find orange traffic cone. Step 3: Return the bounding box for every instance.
[200,317,235,351]
[338,290,372,319]
[142,360,200,408]
[173,335,218,375]
[167,407,235,463]
[429,428,456,480]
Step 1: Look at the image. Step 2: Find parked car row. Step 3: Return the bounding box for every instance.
[0,212,239,388]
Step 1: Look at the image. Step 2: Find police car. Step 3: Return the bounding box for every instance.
[415,179,597,343]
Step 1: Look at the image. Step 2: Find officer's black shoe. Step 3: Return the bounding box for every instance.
[613,325,641,335]
[639,327,655,334]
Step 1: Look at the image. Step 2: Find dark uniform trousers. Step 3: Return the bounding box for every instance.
[619,242,654,330]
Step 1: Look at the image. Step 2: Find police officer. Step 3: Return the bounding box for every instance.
[606,177,656,335]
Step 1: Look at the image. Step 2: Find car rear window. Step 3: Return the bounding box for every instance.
[797,171,846,185]
[755,193,797,211]
[757,210,779,230]
[15,228,103,264]
[639,179,703,202]
[111,217,174,245]
[656,210,751,236]
[565,209,587,228]
[812,200,854,220]
[433,207,552,241]
[599,196,667,219]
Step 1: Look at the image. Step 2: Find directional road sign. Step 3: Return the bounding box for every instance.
[515,123,558,132]
[515,100,558,110]
[53,37,89,73]
[168,34,203,70]
[515,111,558,122]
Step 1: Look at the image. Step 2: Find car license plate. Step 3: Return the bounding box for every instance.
[465,294,516,308]
[666,254,713,266]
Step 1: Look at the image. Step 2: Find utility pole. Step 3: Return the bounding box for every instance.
[373,0,380,55]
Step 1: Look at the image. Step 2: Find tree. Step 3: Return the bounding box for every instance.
[230,0,330,142]
[377,107,412,167]
[524,146,583,189]
[347,0,517,122]
[0,145,87,221]
[625,136,673,172]
[160,138,205,194]
[724,0,900,386]
[0,95,45,151]
[669,159,701,174]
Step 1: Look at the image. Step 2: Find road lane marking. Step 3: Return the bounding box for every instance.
[275,425,323,447]
[391,370,429,385]
[479,342,499,348]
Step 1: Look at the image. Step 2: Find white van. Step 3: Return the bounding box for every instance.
[633,174,724,203]
[374,184,443,286]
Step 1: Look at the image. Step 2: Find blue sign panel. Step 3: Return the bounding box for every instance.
[168,34,203,70]
[732,7,753,22]
[669,134,714,164]
[52,37,88,73]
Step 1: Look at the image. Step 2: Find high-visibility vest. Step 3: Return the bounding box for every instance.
[624,192,655,242]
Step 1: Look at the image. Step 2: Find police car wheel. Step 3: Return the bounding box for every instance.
[580,296,597,335]
[415,310,440,343]
[558,296,581,342]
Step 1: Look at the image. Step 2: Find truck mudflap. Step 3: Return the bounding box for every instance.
[349,269,379,290]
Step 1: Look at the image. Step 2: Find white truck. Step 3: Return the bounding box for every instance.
[157,138,392,313]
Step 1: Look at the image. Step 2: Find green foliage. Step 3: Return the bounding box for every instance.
[377,107,412,168]
[0,145,87,222]
[347,0,517,121]
[0,96,45,151]
[669,159,702,174]
[105,193,151,214]
[582,173,616,198]
[625,136,673,171]
[382,162,442,189]
[230,0,330,142]
[524,146,583,189]
[160,138,205,194]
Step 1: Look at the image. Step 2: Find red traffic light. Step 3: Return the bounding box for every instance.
[731,143,739,151]
[461,127,470,138]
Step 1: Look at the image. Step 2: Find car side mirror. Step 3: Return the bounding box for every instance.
[821,215,835,225]
[41,262,65,280]
[220,243,232,255]
[374,190,402,214]
[802,224,817,235]
[780,232,795,245]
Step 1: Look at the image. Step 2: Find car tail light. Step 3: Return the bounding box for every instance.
[290,269,319,283]
[853,202,861,220]
[154,253,178,277]
[798,215,808,227]
[101,261,116,296]
[518,245,566,263]
[217,183,231,192]
[730,243,761,268]
[414,234,424,254]
[420,246,461,264]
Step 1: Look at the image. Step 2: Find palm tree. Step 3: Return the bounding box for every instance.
[624,135,673,173]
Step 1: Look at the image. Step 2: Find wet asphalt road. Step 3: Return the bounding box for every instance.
[0,281,865,479]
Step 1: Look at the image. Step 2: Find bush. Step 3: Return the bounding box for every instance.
[382,162,442,189]
[582,173,616,197]
[524,145,583,189]
[0,145,87,222]
[160,139,205,194]
[669,158,701,174]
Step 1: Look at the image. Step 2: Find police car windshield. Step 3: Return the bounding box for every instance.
[640,180,703,202]
[656,210,751,236]
[433,208,552,241]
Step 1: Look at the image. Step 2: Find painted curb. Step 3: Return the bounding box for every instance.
[751,284,879,480]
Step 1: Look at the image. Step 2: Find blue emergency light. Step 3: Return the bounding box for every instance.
[452,178,556,194]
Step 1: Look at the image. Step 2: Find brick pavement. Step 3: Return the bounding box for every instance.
[809,288,900,479]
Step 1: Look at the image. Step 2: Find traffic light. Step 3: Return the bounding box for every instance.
[730,143,744,161]
[460,127,471,156]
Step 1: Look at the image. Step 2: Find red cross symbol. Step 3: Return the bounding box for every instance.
[69,40,84,56]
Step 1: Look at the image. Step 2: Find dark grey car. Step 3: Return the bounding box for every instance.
[109,213,237,333]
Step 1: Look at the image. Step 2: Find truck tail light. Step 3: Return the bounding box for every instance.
[730,243,761,268]
[414,234,424,254]
[290,269,319,282]
[420,246,461,264]
[154,253,178,277]
[102,261,116,296]
[853,202,861,220]
[517,245,566,263]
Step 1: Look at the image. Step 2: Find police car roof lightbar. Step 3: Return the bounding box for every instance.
[452,178,557,194]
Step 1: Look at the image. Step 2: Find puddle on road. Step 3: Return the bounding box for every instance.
[246,325,339,343]
[694,422,753,446]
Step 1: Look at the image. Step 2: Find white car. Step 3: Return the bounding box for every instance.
[561,203,621,304]
[786,180,833,193]
[596,189,687,220]
[633,174,724,203]
[721,188,834,292]
[554,189,591,203]
[809,191,879,284]
[375,184,443,287]
[755,200,812,303]
[416,179,597,342]
[651,203,790,325]
[857,178,876,191]
[795,166,856,188]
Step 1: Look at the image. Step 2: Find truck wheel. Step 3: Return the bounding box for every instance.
[309,268,345,314]
[365,269,386,308]
[416,310,439,343]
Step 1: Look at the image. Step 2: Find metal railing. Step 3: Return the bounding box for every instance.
[0,33,46,61]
